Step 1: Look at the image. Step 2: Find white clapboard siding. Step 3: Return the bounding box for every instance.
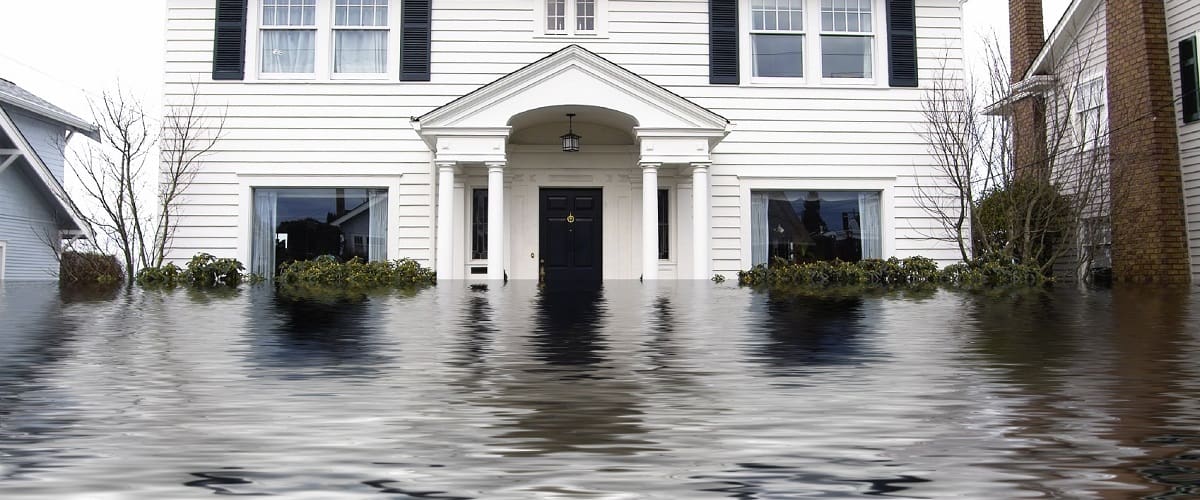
[1167,0,1200,281]
[164,0,964,275]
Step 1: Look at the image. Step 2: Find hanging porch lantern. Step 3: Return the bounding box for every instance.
[560,113,581,152]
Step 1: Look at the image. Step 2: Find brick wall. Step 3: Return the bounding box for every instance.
[1105,0,1191,284]
[1010,0,1048,177]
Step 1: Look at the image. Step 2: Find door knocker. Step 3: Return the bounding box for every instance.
[566,213,575,224]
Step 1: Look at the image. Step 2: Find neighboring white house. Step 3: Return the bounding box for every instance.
[163,0,964,281]
[0,78,96,281]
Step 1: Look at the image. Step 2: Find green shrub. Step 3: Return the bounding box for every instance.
[135,263,182,287]
[184,253,244,287]
[738,256,1049,289]
[60,251,124,286]
[137,253,244,289]
[276,256,436,290]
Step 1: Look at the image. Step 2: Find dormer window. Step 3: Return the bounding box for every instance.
[537,0,607,37]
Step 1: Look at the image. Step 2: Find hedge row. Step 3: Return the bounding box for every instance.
[60,251,124,285]
[276,255,436,288]
[738,257,1047,288]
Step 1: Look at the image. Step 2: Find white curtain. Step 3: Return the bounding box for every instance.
[334,30,387,73]
[751,192,769,266]
[261,30,316,73]
[252,190,279,276]
[368,189,388,261]
[858,192,882,259]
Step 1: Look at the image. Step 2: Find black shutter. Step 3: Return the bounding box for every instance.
[1182,36,1199,124]
[212,0,248,80]
[886,0,918,88]
[709,0,739,85]
[401,0,432,81]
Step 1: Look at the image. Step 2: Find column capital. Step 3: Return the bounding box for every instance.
[435,160,458,172]
[639,161,662,171]
[485,161,506,171]
[689,161,712,170]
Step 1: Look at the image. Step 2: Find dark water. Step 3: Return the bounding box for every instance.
[2,281,1199,499]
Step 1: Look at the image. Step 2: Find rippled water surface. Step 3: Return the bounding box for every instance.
[2,281,1200,499]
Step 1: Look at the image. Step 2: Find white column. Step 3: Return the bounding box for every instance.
[641,162,660,280]
[691,162,711,280]
[436,161,457,280]
[486,161,505,281]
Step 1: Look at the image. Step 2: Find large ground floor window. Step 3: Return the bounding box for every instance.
[252,187,388,276]
[751,190,881,265]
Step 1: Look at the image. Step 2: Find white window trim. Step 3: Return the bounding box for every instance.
[737,176,896,270]
[246,0,403,82]
[236,173,403,267]
[533,0,609,38]
[468,185,487,265]
[1072,73,1108,151]
[740,0,887,88]
[0,240,6,281]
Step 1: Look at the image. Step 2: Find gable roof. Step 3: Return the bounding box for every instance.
[0,100,92,237]
[1022,0,1104,80]
[416,44,730,131]
[0,78,99,140]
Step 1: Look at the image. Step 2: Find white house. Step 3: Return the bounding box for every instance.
[164,0,964,281]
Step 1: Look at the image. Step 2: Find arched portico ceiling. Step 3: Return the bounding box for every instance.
[413,45,732,163]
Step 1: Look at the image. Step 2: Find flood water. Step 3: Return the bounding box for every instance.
[1,281,1199,499]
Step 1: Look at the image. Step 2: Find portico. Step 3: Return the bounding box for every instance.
[414,45,730,281]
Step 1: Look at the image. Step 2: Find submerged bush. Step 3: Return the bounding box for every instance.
[185,253,244,287]
[136,253,245,289]
[135,263,182,287]
[738,256,1049,289]
[276,256,436,289]
[60,251,124,286]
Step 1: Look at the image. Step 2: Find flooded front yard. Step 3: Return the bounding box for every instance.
[1,282,1198,498]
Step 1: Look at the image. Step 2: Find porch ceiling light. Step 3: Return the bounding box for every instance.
[560,113,581,152]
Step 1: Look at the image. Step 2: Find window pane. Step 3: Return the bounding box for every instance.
[547,0,566,32]
[472,189,488,260]
[752,0,803,32]
[753,34,804,77]
[251,188,389,276]
[576,0,595,31]
[261,29,316,73]
[822,0,872,33]
[263,0,317,26]
[334,30,387,73]
[750,190,881,265]
[335,0,389,26]
[821,35,872,78]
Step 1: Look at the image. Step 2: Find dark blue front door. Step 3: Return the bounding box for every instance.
[540,188,603,283]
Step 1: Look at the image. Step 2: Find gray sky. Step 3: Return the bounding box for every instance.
[0,0,1073,123]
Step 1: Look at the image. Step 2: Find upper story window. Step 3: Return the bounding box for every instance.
[537,0,607,37]
[819,0,873,78]
[252,0,400,79]
[333,0,389,74]
[743,0,883,85]
[261,0,318,74]
[1074,76,1107,150]
[751,0,805,77]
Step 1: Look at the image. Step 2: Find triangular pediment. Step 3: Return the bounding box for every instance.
[417,45,729,131]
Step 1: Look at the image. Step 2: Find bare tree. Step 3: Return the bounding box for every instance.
[71,87,156,278]
[68,82,225,279]
[916,28,1114,282]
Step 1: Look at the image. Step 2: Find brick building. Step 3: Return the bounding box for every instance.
[1006,0,1199,284]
